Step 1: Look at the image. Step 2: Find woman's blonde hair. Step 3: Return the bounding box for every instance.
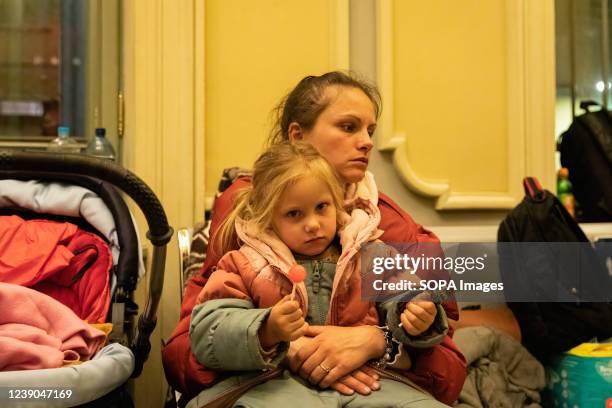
[215,142,346,255]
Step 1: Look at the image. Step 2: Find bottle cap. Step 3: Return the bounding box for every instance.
[95,128,106,137]
[559,167,569,179]
[58,126,70,138]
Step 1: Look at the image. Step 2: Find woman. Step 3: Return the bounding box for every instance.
[163,72,466,407]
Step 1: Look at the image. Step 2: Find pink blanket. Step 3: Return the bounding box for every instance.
[0,283,106,371]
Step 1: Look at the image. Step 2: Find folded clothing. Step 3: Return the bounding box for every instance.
[0,283,106,371]
[453,326,545,408]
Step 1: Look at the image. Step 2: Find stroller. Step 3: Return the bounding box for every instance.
[0,150,173,407]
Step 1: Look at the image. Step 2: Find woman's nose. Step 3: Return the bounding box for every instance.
[357,130,373,153]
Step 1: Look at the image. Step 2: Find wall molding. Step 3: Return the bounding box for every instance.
[194,0,206,220]
[375,0,556,210]
[431,223,612,242]
[122,0,204,404]
[330,0,350,70]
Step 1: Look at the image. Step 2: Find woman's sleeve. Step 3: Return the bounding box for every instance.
[405,335,467,405]
[162,179,251,396]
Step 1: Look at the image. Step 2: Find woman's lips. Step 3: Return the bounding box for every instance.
[350,158,369,166]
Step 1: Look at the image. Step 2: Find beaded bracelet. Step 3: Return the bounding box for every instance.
[373,325,400,369]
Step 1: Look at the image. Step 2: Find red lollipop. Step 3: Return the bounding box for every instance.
[288,264,306,283]
[288,264,306,300]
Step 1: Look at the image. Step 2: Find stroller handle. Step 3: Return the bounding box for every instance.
[0,150,172,245]
[0,150,172,378]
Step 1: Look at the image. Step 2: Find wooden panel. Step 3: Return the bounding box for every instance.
[123,0,202,406]
[376,0,555,209]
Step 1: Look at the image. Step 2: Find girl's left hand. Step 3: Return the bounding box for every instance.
[400,300,437,336]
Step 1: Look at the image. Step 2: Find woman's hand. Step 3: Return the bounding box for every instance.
[286,334,381,396]
[328,367,381,395]
[288,325,385,391]
[400,300,438,336]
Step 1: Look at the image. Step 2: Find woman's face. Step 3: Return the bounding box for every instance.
[294,86,376,184]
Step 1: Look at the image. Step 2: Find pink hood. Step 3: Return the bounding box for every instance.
[234,172,382,322]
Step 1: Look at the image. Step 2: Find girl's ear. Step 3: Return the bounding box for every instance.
[287,122,304,142]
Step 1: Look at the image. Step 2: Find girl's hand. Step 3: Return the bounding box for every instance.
[400,300,437,336]
[259,295,308,348]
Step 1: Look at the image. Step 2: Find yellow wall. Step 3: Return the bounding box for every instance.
[204,0,348,204]
[396,0,508,192]
[375,0,555,211]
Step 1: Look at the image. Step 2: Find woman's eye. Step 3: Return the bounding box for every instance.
[341,123,355,132]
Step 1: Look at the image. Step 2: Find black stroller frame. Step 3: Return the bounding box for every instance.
[0,150,173,403]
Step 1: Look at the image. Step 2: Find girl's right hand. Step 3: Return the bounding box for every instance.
[259,295,308,348]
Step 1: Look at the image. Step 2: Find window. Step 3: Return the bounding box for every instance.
[0,0,120,150]
[556,0,612,165]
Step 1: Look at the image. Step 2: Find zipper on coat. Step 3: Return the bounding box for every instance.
[312,260,321,293]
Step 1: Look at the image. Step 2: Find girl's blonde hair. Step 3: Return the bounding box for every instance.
[215,142,346,254]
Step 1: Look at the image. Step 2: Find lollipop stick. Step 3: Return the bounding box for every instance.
[290,284,296,301]
[288,264,305,302]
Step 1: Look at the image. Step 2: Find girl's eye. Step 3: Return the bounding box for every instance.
[368,128,376,137]
[286,210,300,218]
[316,202,329,211]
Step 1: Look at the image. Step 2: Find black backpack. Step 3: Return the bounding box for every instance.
[558,101,612,222]
[498,177,612,362]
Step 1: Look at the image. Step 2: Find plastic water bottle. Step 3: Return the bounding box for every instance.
[557,167,576,217]
[47,126,81,153]
[84,128,116,161]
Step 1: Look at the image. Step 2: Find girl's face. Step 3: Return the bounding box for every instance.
[271,175,337,257]
[293,86,376,184]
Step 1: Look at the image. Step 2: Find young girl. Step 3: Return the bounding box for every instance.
[189,142,450,408]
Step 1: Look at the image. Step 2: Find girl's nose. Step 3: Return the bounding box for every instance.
[304,217,320,233]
